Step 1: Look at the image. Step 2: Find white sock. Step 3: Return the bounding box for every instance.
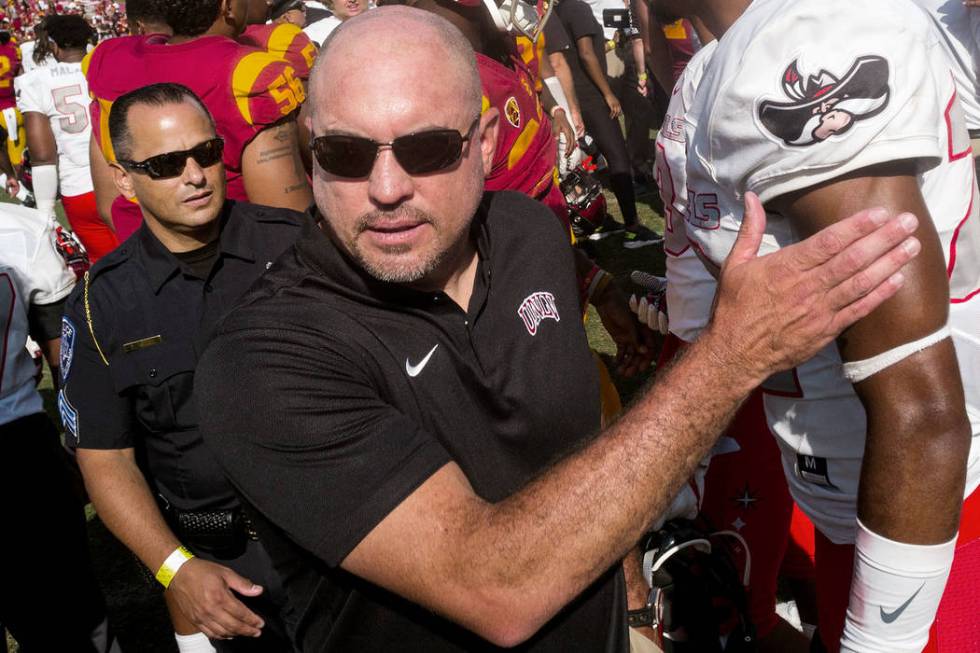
[174,631,217,653]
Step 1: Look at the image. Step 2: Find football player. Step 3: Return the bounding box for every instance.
[0,203,121,653]
[640,13,818,651]
[684,0,980,650]
[0,29,26,195]
[125,0,174,36]
[240,0,319,86]
[17,15,119,262]
[85,0,312,241]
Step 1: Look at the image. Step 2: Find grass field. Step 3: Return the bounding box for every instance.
[4,185,669,652]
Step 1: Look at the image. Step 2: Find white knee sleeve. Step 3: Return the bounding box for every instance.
[839,519,956,653]
[174,631,216,653]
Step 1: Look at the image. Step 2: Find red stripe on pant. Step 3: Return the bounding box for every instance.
[61,191,118,262]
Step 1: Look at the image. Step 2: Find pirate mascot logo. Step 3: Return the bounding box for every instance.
[758,55,890,147]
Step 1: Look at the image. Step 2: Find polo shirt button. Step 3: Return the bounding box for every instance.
[149,368,158,378]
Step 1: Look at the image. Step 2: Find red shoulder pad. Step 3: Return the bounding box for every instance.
[231,47,306,126]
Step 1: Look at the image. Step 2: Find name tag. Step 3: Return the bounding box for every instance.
[122,335,163,353]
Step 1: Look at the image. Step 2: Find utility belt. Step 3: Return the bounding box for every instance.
[160,498,259,559]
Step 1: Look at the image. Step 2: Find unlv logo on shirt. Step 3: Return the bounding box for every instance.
[517,291,560,335]
[758,55,890,146]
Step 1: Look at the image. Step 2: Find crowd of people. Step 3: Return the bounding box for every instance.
[0,0,977,653]
[2,0,127,41]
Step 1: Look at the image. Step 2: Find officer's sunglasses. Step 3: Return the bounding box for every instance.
[117,137,225,180]
[310,116,481,179]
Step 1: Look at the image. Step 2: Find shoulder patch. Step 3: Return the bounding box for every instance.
[60,316,76,383]
[756,55,890,147]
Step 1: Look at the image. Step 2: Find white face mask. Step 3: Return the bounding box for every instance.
[481,0,553,43]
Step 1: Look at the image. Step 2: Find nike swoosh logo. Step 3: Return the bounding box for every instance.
[405,344,439,377]
[880,583,925,624]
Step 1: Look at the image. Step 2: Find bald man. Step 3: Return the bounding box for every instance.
[196,7,922,652]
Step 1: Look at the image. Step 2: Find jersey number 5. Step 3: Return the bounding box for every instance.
[52,85,89,135]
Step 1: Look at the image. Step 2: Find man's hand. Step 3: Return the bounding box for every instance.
[5,175,19,198]
[551,109,577,157]
[636,73,649,98]
[705,192,920,386]
[629,271,668,335]
[167,557,266,640]
[593,278,657,377]
[570,110,586,138]
[604,93,623,119]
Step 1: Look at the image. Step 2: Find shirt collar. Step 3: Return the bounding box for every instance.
[138,200,254,293]
[297,194,494,310]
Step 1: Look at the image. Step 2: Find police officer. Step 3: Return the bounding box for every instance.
[60,83,310,653]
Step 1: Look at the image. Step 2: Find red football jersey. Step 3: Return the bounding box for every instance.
[514,33,546,93]
[240,23,317,81]
[84,34,304,214]
[0,42,21,110]
[478,52,563,221]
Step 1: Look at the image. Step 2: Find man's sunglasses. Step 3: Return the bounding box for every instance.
[311,116,481,179]
[117,137,225,180]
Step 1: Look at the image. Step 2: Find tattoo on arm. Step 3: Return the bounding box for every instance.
[257,144,294,164]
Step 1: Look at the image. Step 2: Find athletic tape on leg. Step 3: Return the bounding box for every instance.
[842,326,951,383]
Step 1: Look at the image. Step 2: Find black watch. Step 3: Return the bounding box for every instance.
[627,606,654,629]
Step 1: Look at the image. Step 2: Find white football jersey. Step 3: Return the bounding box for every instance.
[912,0,980,132]
[15,62,93,197]
[18,41,55,73]
[654,40,717,343]
[686,0,980,543]
[0,203,76,426]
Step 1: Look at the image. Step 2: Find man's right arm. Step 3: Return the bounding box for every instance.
[76,447,266,640]
[200,197,919,647]
[61,292,264,640]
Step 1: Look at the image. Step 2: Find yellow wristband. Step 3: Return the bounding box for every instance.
[638,72,648,81]
[156,545,194,588]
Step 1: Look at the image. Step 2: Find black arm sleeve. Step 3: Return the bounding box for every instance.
[28,296,66,342]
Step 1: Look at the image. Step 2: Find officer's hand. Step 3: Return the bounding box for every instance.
[167,557,265,640]
[705,192,920,385]
[592,278,657,378]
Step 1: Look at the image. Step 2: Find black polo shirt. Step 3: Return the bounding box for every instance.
[196,191,627,652]
[60,200,311,512]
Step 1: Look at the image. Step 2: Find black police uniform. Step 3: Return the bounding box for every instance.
[196,192,629,652]
[59,200,311,652]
